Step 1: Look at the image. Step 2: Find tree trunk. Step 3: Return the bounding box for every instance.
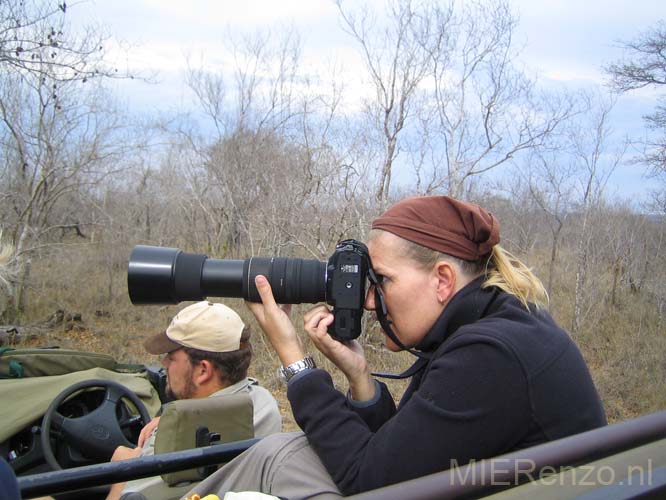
[572,215,589,335]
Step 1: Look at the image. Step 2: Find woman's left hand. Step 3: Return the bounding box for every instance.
[304,306,375,401]
[245,275,306,367]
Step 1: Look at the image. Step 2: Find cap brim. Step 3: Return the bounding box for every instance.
[144,331,182,354]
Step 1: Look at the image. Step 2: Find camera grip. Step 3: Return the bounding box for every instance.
[328,308,363,341]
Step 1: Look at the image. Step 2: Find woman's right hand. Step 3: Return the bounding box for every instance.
[246,275,306,367]
[304,305,375,401]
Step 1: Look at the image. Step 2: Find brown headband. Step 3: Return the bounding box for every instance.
[372,196,500,261]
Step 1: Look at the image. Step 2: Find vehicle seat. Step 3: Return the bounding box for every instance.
[125,392,254,500]
[155,392,254,485]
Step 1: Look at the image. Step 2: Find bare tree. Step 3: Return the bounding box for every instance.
[338,0,575,202]
[183,29,315,256]
[570,94,627,334]
[605,20,666,175]
[423,0,576,198]
[597,205,649,307]
[181,28,374,261]
[0,1,134,320]
[0,0,126,84]
[0,73,130,320]
[525,149,576,294]
[336,0,440,205]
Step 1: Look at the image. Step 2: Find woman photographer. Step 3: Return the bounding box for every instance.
[184,195,606,500]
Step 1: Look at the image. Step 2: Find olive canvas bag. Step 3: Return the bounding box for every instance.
[0,347,117,378]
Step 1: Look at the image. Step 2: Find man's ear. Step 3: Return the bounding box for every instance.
[193,359,215,385]
[435,260,457,305]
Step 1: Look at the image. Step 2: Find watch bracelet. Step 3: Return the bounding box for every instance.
[280,356,316,382]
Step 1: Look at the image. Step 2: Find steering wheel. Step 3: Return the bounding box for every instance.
[40,379,152,471]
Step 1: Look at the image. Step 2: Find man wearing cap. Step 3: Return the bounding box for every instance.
[106,301,282,500]
[184,195,605,500]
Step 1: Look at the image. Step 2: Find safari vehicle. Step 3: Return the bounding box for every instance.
[0,346,257,500]
[3,346,666,500]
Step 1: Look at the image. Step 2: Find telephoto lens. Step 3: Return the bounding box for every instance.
[127,245,327,305]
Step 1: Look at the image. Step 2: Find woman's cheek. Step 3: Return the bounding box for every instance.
[383,333,402,352]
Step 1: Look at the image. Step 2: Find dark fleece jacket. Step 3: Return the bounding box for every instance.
[287,277,607,495]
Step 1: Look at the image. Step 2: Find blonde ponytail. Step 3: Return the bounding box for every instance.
[482,245,549,310]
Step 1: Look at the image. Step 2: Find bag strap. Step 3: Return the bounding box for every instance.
[0,347,22,378]
[0,360,24,379]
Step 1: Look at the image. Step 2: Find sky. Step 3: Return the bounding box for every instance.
[68,0,665,205]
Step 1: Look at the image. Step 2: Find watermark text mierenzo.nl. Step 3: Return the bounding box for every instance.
[448,458,655,487]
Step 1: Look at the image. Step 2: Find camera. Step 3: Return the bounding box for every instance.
[128,240,370,341]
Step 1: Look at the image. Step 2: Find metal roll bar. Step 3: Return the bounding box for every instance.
[18,438,260,498]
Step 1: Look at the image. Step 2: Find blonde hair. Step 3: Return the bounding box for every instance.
[483,245,549,309]
[371,229,548,310]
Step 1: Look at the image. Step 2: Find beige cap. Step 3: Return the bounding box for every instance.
[144,301,245,354]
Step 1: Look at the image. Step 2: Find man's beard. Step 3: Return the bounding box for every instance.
[165,370,197,400]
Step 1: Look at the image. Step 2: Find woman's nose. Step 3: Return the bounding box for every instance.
[161,355,169,368]
[364,285,376,311]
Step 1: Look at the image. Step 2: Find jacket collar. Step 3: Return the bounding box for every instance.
[208,377,254,398]
[415,275,499,352]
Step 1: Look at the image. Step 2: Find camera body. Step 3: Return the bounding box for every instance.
[324,240,370,340]
[128,239,370,341]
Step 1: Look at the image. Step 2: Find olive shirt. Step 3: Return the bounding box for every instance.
[287,277,607,495]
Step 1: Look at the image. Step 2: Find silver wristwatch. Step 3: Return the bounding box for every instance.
[279,356,316,382]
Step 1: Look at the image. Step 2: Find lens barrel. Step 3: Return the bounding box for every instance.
[128,245,327,305]
[244,257,327,304]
